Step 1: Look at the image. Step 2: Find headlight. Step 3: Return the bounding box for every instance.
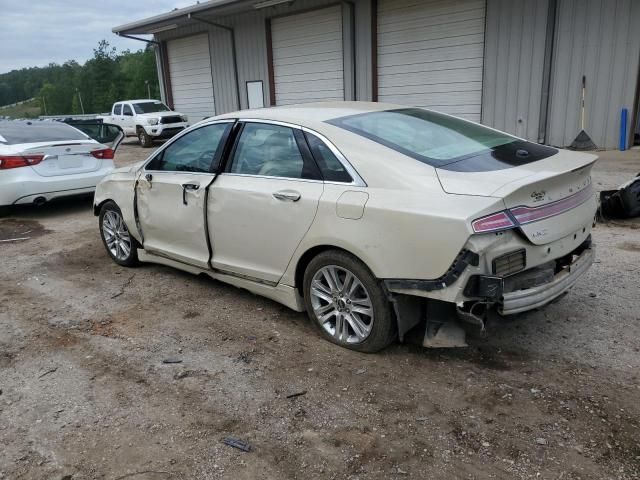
[147,118,159,125]
[181,115,188,122]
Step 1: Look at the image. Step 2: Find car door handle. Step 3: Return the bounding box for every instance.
[181,182,200,205]
[273,190,301,202]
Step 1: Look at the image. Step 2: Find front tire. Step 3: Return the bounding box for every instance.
[138,128,153,148]
[99,201,139,267]
[303,250,396,353]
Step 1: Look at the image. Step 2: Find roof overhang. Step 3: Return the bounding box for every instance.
[112,0,262,35]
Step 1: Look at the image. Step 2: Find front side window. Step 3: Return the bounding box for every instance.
[146,123,231,173]
[328,108,557,171]
[122,104,133,116]
[133,102,171,114]
[229,123,319,180]
[304,132,352,183]
[113,104,122,115]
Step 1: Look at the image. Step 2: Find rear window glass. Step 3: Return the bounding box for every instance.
[133,102,171,114]
[0,121,88,145]
[328,108,519,166]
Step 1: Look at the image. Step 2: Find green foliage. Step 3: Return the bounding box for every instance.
[0,98,41,119]
[0,40,160,116]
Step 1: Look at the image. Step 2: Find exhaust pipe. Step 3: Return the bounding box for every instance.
[33,196,47,207]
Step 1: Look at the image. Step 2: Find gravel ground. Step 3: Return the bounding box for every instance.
[0,140,639,480]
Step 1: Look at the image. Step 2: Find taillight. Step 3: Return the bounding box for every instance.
[471,211,516,233]
[472,186,593,233]
[90,148,115,159]
[509,186,593,225]
[0,154,44,170]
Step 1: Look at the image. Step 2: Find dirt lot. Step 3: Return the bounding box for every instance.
[1,140,639,480]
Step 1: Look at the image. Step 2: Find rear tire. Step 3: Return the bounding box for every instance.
[303,250,396,353]
[138,128,153,148]
[99,201,139,267]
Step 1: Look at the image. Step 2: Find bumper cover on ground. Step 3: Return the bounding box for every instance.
[499,246,595,315]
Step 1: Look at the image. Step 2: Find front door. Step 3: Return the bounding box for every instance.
[121,104,136,136]
[136,121,233,268]
[209,121,324,284]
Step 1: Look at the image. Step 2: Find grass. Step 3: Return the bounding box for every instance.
[0,99,41,119]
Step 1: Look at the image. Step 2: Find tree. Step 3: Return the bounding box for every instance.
[0,39,160,116]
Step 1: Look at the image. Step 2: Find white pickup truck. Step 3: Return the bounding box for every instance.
[100,100,189,148]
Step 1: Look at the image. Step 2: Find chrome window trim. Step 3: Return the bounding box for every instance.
[141,119,235,173]
[236,118,367,187]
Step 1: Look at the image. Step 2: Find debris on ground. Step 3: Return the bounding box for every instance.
[600,174,640,219]
[111,274,135,299]
[285,390,307,399]
[161,358,182,364]
[38,367,58,378]
[222,437,251,452]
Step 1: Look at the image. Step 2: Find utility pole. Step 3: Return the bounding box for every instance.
[145,80,151,99]
[42,96,48,116]
[75,88,85,114]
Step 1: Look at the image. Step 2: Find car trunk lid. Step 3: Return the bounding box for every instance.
[21,141,106,177]
[437,149,598,245]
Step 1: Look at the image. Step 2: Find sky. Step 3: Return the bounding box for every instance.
[0,0,196,74]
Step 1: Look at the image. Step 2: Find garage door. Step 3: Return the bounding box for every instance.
[167,33,215,122]
[271,6,344,105]
[377,0,486,122]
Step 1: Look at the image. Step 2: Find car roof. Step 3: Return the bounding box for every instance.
[117,99,164,104]
[214,101,402,125]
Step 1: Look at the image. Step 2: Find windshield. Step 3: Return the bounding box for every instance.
[133,102,171,114]
[328,108,519,167]
[0,121,89,145]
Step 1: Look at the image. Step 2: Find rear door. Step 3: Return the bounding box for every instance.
[136,121,233,268]
[208,121,324,284]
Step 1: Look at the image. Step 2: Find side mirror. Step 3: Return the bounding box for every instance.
[123,111,133,116]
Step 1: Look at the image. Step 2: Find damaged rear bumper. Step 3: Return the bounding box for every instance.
[499,245,594,315]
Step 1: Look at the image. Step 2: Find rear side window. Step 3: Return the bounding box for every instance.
[0,121,88,145]
[113,104,122,115]
[328,108,557,172]
[229,123,320,180]
[304,132,352,183]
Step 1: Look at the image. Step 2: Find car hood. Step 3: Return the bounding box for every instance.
[110,161,144,175]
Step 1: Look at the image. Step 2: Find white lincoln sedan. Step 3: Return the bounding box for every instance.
[94,102,597,352]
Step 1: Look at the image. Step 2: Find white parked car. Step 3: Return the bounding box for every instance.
[100,100,189,148]
[94,102,597,352]
[0,120,123,216]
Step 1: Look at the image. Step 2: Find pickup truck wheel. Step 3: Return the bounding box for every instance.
[137,128,153,148]
[303,250,396,353]
[99,201,140,267]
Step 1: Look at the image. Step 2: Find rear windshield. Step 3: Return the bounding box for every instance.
[327,108,557,171]
[0,121,88,145]
[133,102,171,114]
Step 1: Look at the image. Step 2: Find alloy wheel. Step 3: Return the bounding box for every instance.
[102,209,132,261]
[309,265,374,344]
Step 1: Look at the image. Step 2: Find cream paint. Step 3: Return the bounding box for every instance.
[136,171,215,269]
[95,102,598,317]
[208,173,323,284]
[336,191,369,220]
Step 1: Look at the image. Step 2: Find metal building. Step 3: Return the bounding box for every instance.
[113,0,640,149]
